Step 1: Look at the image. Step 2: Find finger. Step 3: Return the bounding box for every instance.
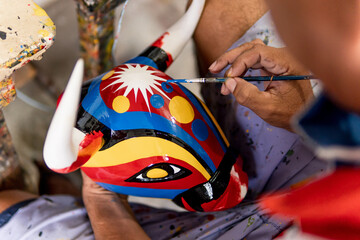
[80,170,99,190]
[80,170,89,180]
[259,48,290,74]
[220,82,232,95]
[209,39,264,74]
[226,77,265,108]
[225,48,262,77]
[229,45,289,77]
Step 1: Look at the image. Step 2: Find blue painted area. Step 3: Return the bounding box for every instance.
[177,84,227,151]
[150,94,164,109]
[96,182,186,199]
[126,57,158,69]
[192,119,209,141]
[161,82,174,93]
[81,80,216,172]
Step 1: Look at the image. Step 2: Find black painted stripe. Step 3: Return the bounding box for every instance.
[139,46,169,72]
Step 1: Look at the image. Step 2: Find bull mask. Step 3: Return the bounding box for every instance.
[44,0,248,212]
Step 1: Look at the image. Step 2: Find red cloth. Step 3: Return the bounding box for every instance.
[260,168,360,240]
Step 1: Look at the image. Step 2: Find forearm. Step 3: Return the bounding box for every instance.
[189,0,268,75]
[83,192,150,240]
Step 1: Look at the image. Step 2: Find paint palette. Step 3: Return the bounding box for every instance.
[0,0,55,107]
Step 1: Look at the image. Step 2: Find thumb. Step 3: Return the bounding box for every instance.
[224,77,264,108]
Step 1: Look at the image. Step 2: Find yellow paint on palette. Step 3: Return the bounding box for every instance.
[169,96,194,124]
[38,29,50,37]
[83,136,211,180]
[102,70,115,80]
[44,18,55,29]
[33,3,47,17]
[112,95,130,113]
[147,168,168,178]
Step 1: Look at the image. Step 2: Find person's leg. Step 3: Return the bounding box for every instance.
[36,161,81,197]
[0,162,81,214]
[189,0,268,75]
[0,168,86,239]
[0,190,37,213]
[0,195,92,239]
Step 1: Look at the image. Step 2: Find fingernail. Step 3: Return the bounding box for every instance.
[226,67,233,77]
[208,61,217,71]
[225,78,236,93]
[220,83,227,95]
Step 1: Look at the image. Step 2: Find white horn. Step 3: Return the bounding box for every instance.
[159,0,205,60]
[43,59,85,172]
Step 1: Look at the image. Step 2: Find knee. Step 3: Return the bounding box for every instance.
[0,190,38,213]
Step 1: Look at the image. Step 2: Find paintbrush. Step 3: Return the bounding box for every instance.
[166,75,315,83]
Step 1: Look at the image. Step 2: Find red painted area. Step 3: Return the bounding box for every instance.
[56,93,63,107]
[151,32,169,48]
[260,168,360,240]
[81,155,208,190]
[100,64,225,169]
[176,157,248,212]
[53,131,104,173]
[182,198,196,212]
[53,155,89,174]
[199,160,248,212]
[79,131,103,151]
[166,53,173,67]
[150,32,173,66]
[72,131,104,172]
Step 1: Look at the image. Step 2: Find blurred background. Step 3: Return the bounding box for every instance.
[4,0,200,211]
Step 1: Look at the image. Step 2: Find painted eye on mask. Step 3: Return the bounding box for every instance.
[126,163,191,183]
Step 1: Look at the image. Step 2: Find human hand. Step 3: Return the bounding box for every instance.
[208,39,314,131]
[81,171,149,240]
[81,170,128,205]
[267,0,360,113]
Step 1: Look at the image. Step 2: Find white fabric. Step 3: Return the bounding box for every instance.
[0,195,93,240]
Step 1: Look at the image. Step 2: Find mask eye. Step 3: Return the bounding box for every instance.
[126,163,191,183]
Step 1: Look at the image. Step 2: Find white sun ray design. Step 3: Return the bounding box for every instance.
[102,64,171,112]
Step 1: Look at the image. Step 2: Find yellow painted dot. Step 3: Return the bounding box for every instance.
[112,96,130,113]
[169,96,194,124]
[146,168,168,178]
[102,70,115,80]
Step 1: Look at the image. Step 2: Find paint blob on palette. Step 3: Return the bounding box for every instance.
[0,0,55,107]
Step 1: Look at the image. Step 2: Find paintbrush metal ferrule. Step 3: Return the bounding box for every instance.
[166,78,226,83]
